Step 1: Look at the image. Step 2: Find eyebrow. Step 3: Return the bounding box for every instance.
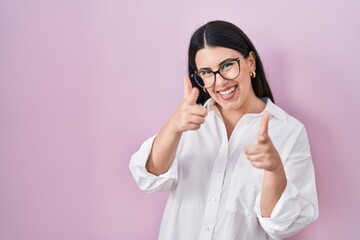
[198,58,236,72]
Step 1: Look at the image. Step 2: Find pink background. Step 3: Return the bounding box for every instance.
[1,1,359,239]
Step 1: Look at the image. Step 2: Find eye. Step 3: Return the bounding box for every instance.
[221,62,234,71]
[200,70,213,78]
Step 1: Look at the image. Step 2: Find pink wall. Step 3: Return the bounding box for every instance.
[1,1,359,239]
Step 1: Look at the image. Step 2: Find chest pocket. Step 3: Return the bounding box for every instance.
[225,151,262,216]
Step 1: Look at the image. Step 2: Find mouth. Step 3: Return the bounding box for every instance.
[217,86,237,100]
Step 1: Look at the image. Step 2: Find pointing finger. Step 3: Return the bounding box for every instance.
[186,87,199,105]
[183,76,192,98]
[258,112,269,143]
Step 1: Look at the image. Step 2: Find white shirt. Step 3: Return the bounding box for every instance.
[129,98,319,240]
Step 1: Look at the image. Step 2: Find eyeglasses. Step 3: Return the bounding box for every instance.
[191,57,241,89]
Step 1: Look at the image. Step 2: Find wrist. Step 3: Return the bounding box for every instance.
[263,165,287,187]
[165,117,183,136]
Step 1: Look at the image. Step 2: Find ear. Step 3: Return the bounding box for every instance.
[247,51,256,70]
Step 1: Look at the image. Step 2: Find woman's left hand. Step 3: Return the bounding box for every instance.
[245,113,283,172]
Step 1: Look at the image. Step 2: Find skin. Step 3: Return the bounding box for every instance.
[146,46,287,218]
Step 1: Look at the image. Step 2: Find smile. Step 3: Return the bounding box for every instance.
[218,86,236,96]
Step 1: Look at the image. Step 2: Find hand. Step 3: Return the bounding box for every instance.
[245,113,283,172]
[169,77,207,133]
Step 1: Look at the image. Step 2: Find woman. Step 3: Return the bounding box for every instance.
[129,20,319,240]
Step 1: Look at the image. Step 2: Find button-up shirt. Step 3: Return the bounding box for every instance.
[129,98,319,240]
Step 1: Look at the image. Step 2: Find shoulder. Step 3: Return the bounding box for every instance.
[266,99,304,130]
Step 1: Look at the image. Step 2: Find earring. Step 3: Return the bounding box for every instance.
[250,71,256,78]
[203,87,207,93]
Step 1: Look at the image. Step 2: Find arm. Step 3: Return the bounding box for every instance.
[260,166,287,217]
[145,77,207,176]
[129,78,207,192]
[245,113,286,217]
[145,120,182,175]
[247,119,319,239]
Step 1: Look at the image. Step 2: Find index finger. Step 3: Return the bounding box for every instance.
[259,112,269,136]
[183,76,192,98]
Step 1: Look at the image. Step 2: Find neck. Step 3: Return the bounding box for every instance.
[217,95,266,139]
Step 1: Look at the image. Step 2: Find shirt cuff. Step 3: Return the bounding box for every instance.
[129,135,178,192]
[254,181,301,235]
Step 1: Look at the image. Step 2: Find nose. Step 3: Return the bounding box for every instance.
[214,72,227,85]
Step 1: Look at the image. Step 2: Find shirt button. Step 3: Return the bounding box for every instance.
[204,225,210,231]
[211,197,217,202]
[217,169,222,173]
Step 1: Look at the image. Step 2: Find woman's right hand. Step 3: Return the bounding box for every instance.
[168,77,208,133]
[146,77,207,175]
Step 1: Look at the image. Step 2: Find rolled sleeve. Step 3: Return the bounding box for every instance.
[254,182,301,239]
[129,135,178,193]
[253,126,319,239]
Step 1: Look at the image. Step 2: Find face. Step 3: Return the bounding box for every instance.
[195,46,258,114]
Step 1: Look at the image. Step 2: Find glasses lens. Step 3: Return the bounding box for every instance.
[193,72,215,88]
[220,60,240,80]
[193,74,205,88]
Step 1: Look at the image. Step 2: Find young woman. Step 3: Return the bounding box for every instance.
[129,20,319,240]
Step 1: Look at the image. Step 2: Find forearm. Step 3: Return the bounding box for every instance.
[145,79,207,176]
[146,120,182,176]
[260,165,287,217]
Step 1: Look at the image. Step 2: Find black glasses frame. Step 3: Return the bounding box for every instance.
[191,57,241,89]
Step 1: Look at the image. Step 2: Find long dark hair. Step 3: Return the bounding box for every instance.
[188,20,274,105]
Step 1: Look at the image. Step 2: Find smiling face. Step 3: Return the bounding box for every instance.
[195,46,263,116]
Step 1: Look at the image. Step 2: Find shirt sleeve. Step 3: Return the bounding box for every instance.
[129,135,178,193]
[253,126,319,240]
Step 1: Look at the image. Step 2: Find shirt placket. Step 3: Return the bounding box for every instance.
[198,140,228,240]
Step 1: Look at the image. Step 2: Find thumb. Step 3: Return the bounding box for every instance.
[186,87,199,105]
[183,76,192,98]
[258,112,269,143]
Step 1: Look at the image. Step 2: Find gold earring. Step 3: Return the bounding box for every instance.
[250,71,256,78]
[203,87,207,93]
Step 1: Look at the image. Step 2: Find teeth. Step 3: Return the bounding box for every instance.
[219,87,235,95]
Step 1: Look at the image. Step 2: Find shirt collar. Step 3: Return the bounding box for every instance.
[263,98,287,123]
[204,97,287,123]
